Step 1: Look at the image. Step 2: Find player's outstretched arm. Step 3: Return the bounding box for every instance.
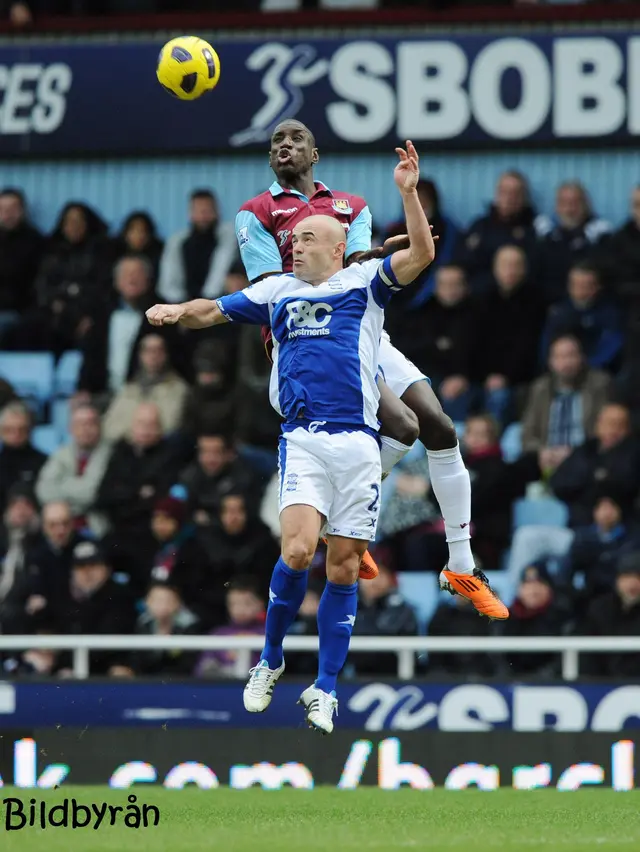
[146,298,227,329]
[388,141,436,286]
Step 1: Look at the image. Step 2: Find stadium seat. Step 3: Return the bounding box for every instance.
[52,398,70,439]
[0,352,55,411]
[500,422,522,462]
[32,424,61,455]
[453,421,465,440]
[54,350,83,397]
[397,572,440,633]
[512,497,569,529]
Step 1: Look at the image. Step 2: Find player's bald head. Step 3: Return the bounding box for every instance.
[294,215,345,245]
[291,216,347,285]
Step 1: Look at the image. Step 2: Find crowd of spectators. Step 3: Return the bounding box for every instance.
[2,168,640,681]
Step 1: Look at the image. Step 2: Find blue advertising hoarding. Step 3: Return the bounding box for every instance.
[0,32,639,155]
[1,680,639,731]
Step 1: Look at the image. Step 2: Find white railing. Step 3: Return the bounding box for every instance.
[0,635,638,680]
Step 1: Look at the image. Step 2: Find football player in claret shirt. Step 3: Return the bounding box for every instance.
[235,120,508,620]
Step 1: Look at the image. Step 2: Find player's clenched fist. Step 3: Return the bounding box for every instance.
[146,304,184,326]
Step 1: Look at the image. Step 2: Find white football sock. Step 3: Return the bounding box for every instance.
[380,435,413,478]
[427,443,475,574]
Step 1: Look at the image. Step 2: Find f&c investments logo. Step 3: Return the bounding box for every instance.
[1,794,160,831]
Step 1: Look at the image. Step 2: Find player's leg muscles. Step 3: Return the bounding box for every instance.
[401,379,457,451]
[377,377,419,477]
[260,504,322,670]
[280,504,323,570]
[377,376,419,444]
[325,534,367,585]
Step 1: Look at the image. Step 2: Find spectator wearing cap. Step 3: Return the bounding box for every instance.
[203,493,279,607]
[181,339,237,439]
[158,188,238,304]
[145,494,220,625]
[96,402,185,571]
[0,401,47,516]
[121,583,202,678]
[454,171,538,290]
[560,490,640,613]
[470,245,546,427]
[427,595,496,679]
[194,576,266,678]
[351,552,418,675]
[522,334,612,476]
[577,552,640,678]
[180,432,265,526]
[550,403,640,527]
[534,181,611,304]
[0,486,40,634]
[0,188,44,341]
[501,562,572,677]
[541,262,623,374]
[102,333,189,443]
[48,541,136,675]
[35,404,111,537]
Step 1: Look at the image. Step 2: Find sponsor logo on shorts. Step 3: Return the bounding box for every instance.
[285,473,298,492]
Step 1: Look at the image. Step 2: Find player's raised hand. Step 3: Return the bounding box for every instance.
[146,304,184,326]
[394,140,420,194]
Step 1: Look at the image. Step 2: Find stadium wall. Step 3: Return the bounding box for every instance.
[6,149,638,238]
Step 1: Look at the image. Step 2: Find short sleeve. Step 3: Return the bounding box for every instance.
[235,209,283,283]
[346,205,372,258]
[216,277,275,325]
[367,256,403,308]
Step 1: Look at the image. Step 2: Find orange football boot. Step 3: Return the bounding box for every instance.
[440,567,509,620]
[321,539,379,580]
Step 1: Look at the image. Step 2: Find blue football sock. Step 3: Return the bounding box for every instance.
[261,557,308,669]
[316,580,358,695]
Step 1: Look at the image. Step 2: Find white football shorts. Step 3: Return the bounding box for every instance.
[378,330,427,398]
[277,425,382,541]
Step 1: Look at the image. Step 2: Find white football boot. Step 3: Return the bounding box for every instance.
[298,684,338,734]
[243,659,285,713]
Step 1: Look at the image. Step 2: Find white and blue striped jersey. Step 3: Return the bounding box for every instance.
[216,257,402,433]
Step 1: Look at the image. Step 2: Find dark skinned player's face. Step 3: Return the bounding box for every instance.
[269,122,318,180]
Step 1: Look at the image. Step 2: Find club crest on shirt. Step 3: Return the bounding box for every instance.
[332,199,352,215]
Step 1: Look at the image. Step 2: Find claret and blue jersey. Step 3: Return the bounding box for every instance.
[236,181,372,282]
[216,257,402,433]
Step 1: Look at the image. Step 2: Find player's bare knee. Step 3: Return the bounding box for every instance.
[382,405,419,446]
[282,536,315,571]
[419,410,457,451]
[326,560,360,586]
